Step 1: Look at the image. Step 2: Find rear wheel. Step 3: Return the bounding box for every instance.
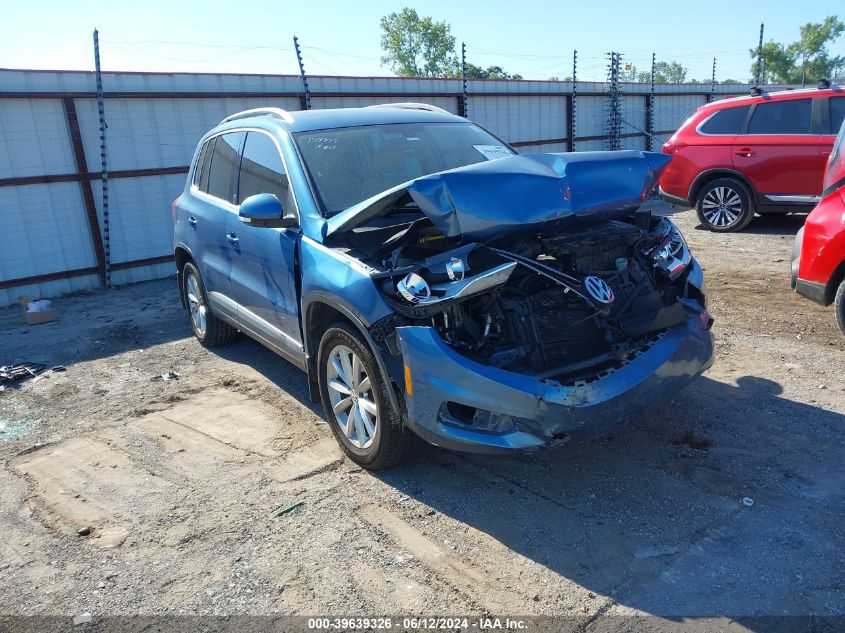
[317,322,416,469]
[695,178,755,232]
[182,262,236,347]
[835,278,845,337]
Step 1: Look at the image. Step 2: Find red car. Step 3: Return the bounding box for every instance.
[792,117,845,335]
[659,85,845,232]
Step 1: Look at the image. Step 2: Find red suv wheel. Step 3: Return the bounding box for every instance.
[695,178,755,232]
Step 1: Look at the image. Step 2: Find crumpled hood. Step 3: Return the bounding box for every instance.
[324,150,672,243]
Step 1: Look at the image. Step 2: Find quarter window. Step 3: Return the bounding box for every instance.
[192,140,211,187]
[206,132,244,203]
[699,106,750,135]
[747,99,812,134]
[237,132,288,203]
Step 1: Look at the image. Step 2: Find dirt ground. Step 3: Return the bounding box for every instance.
[1,210,843,627]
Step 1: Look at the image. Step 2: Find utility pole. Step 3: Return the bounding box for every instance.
[93,28,111,289]
[293,35,311,110]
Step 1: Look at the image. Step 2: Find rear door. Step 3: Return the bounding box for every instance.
[821,95,845,165]
[186,131,244,303]
[732,97,821,200]
[227,130,303,356]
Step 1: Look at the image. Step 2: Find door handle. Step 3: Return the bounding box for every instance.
[733,148,755,157]
[188,216,198,228]
[226,233,239,245]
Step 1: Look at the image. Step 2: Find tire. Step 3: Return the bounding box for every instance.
[317,322,416,469]
[182,262,236,347]
[835,278,845,338]
[695,178,755,232]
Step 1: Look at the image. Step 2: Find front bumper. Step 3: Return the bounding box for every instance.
[396,303,714,454]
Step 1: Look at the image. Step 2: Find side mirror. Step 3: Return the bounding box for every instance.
[239,193,297,228]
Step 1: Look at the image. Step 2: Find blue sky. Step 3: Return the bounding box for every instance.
[2,0,843,81]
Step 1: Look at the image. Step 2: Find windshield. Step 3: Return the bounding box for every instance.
[293,122,514,215]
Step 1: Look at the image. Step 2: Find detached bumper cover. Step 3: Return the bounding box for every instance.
[396,305,714,454]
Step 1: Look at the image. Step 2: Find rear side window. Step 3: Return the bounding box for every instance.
[206,132,244,203]
[192,140,212,188]
[237,132,288,203]
[830,96,845,134]
[748,99,812,134]
[699,105,750,135]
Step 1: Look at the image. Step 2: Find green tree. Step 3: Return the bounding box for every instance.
[751,16,844,83]
[619,61,689,83]
[380,8,520,79]
[453,63,522,80]
[379,8,457,77]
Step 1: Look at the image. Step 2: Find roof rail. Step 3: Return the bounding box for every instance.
[365,102,451,115]
[220,107,294,125]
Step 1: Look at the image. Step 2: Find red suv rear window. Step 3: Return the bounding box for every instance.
[699,106,750,135]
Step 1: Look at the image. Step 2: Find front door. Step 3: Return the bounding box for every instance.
[227,130,303,356]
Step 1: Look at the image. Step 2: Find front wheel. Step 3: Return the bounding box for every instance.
[835,278,845,338]
[695,178,755,232]
[317,322,416,469]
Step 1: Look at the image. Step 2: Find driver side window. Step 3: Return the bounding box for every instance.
[237,132,289,203]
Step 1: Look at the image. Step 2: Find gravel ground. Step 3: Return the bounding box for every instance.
[0,210,843,628]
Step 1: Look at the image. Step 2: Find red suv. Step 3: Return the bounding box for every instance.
[791,116,845,336]
[659,86,845,232]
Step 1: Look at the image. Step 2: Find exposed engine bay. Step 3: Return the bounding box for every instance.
[343,205,705,387]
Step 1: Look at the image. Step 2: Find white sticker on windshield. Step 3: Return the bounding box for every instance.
[473,144,511,160]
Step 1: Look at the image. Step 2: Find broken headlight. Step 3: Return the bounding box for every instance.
[648,219,691,281]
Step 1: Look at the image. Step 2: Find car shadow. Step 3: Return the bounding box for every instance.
[0,279,189,369]
[692,213,808,237]
[374,374,845,621]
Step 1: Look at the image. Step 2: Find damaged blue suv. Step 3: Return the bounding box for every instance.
[174,103,714,469]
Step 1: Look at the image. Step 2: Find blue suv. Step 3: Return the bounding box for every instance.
[174,103,714,469]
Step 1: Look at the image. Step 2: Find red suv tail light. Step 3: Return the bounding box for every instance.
[662,138,687,155]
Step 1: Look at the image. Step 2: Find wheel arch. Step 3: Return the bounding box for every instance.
[302,294,402,413]
[826,259,845,305]
[689,169,757,207]
[174,244,194,311]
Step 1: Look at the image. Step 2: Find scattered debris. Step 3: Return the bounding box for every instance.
[274,501,304,517]
[72,613,92,625]
[77,526,92,537]
[159,371,180,381]
[0,362,47,385]
[741,497,754,507]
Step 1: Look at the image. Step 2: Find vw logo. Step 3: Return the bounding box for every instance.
[584,276,615,304]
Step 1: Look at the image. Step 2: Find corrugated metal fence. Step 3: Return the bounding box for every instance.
[0,69,757,306]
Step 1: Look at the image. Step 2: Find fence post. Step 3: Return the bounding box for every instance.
[567,50,576,152]
[460,42,468,118]
[755,23,765,86]
[645,52,655,151]
[607,52,621,151]
[709,58,717,102]
[93,29,111,289]
[293,36,311,110]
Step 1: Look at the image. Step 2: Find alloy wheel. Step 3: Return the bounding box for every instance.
[326,344,378,449]
[185,271,207,337]
[701,186,743,228]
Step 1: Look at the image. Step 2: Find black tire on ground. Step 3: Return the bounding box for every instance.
[317,321,417,469]
[695,178,756,232]
[835,278,845,338]
[181,262,236,347]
